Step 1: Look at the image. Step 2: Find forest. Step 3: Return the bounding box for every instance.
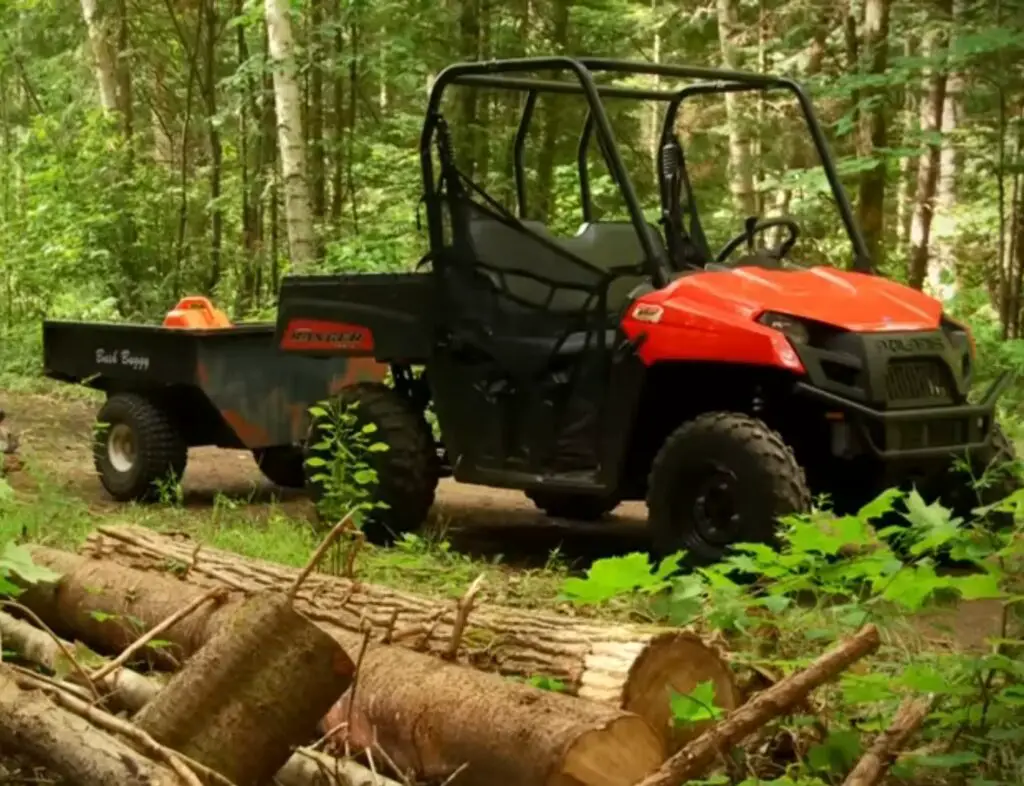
[0,1,1023,786]
[0,0,1024,386]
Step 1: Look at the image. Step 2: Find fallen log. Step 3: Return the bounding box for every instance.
[635,625,882,786]
[82,524,740,746]
[134,592,355,786]
[841,695,934,786]
[22,547,666,786]
[0,609,400,786]
[0,667,179,786]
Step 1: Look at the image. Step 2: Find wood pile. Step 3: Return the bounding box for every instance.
[0,521,929,786]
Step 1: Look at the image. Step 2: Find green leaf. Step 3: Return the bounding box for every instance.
[367,442,390,452]
[909,751,980,768]
[856,487,903,521]
[361,423,378,434]
[1,543,61,585]
[946,572,1004,601]
[670,680,724,726]
[352,469,377,485]
[304,456,327,467]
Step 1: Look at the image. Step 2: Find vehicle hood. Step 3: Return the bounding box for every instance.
[655,266,943,332]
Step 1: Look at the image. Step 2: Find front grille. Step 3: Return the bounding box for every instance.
[885,360,953,404]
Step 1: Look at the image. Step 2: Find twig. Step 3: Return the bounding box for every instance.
[842,695,935,786]
[289,510,357,601]
[182,542,202,581]
[346,624,373,737]
[380,609,400,644]
[343,529,366,579]
[311,720,349,752]
[444,573,485,660]
[12,670,210,786]
[439,762,470,785]
[89,587,228,683]
[0,600,101,702]
[636,625,882,786]
[389,608,445,646]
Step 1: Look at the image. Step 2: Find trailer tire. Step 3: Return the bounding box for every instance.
[526,490,620,521]
[93,393,187,502]
[253,446,307,489]
[305,382,438,544]
[647,412,811,565]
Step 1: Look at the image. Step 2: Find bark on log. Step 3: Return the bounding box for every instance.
[0,610,400,786]
[0,667,178,785]
[842,695,933,786]
[22,547,666,786]
[635,625,882,786]
[82,525,740,747]
[134,592,355,786]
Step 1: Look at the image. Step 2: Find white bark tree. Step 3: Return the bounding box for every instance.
[79,0,119,113]
[716,0,756,216]
[265,0,317,270]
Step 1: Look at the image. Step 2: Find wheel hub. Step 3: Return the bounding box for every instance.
[690,465,742,546]
[107,423,136,473]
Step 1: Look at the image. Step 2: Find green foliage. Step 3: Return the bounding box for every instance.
[305,399,389,527]
[560,485,1024,784]
[670,680,725,727]
[0,540,60,596]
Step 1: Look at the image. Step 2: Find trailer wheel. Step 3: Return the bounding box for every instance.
[93,393,187,502]
[305,382,438,544]
[526,490,620,521]
[647,412,811,565]
[252,446,306,489]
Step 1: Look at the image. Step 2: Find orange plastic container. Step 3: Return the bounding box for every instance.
[162,296,232,329]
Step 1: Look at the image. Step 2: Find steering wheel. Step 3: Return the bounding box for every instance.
[714,216,800,265]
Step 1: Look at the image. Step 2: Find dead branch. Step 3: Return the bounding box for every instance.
[444,573,485,661]
[842,695,935,786]
[636,624,882,786]
[290,510,357,600]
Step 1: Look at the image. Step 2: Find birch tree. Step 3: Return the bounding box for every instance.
[265,0,317,270]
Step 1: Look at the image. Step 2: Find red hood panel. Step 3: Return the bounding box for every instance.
[654,266,943,332]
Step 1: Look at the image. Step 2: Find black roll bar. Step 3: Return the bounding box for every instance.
[420,57,872,282]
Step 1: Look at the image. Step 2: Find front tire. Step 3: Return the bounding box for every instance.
[253,446,306,489]
[93,393,187,502]
[943,423,1020,528]
[647,412,811,564]
[526,490,620,521]
[305,382,438,544]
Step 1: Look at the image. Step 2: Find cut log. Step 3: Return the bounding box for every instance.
[82,525,740,747]
[134,592,355,786]
[21,547,666,786]
[0,667,178,786]
[842,695,934,786]
[1,610,400,786]
[636,625,882,786]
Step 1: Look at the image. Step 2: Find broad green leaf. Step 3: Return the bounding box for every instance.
[1,543,61,585]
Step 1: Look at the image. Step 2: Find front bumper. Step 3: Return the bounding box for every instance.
[794,372,1010,460]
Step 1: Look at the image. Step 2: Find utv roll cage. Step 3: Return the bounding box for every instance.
[419,57,873,284]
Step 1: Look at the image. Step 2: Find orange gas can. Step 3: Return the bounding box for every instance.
[162,296,232,329]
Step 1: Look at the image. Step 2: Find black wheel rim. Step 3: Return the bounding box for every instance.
[683,463,743,547]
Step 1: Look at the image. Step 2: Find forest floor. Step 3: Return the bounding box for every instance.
[0,380,1007,649]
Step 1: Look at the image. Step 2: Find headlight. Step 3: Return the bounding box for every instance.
[757,311,810,345]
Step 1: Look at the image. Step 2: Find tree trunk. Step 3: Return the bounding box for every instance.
[202,0,223,291]
[134,592,354,786]
[929,0,963,300]
[80,526,740,750]
[0,611,399,786]
[264,0,317,269]
[458,0,481,180]
[79,0,118,113]
[907,18,950,291]
[535,0,570,220]
[0,669,178,786]
[114,0,132,137]
[896,36,919,251]
[716,0,755,216]
[854,0,891,271]
[329,0,344,225]
[20,548,666,786]
[309,0,326,221]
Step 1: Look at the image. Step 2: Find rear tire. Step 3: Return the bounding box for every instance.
[93,393,187,502]
[647,412,811,564]
[305,382,438,544]
[526,490,620,521]
[253,446,306,489]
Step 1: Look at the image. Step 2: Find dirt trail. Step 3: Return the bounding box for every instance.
[0,388,1004,651]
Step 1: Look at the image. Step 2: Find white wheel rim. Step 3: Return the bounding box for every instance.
[107,423,136,473]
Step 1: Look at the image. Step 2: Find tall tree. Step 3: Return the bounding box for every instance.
[716,0,755,216]
[907,13,951,291]
[79,0,118,113]
[264,0,317,270]
[854,0,892,271]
